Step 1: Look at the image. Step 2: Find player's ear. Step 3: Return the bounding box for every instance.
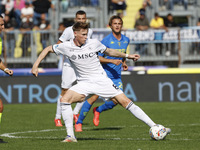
[74,31,77,37]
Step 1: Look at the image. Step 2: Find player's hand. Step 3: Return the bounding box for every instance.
[111,59,122,65]
[122,63,128,71]
[31,66,38,77]
[128,54,140,62]
[4,69,13,76]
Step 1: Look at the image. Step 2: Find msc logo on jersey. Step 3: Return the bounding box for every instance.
[71,52,96,60]
[71,55,77,60]
[123,41,128,43]
[78,52,95,59]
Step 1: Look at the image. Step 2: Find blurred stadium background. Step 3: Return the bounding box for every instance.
[0,0,200,104]
[0,1,200,148]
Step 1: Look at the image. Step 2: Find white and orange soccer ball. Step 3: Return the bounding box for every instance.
[149,124,167,140]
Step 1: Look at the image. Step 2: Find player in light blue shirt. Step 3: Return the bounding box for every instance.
[75,15,130,131]
[99,29,130,90]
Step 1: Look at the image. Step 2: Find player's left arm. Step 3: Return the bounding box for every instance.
[0,59,13,76]
[99,56,122,66]
[32,46,54,77]
[104,48,140,62]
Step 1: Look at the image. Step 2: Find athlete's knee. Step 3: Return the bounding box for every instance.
[61,88,69,96]
[87,95,99,104]
[114,94,131,108]
[0,99,3,113]
[110,98,118,105]
[60,97,70,103]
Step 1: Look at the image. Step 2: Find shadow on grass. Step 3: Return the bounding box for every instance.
[86,126,123,131]
[0,138,8,143]
[77,137,115,141]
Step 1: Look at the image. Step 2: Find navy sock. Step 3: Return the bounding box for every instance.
[76,100,92,124]
[96,101,116,113]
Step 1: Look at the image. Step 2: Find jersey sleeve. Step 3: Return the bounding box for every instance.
[94,39,107,53]
[98,38,108,57]
[52,43,69,57]
[59,27,72,42]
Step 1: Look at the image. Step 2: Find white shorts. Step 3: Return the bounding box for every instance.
[61,58,77,89]
[69,76,123,100]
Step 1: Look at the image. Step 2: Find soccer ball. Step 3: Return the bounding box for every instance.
[149,124,167,140]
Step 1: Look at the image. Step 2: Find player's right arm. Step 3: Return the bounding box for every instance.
[0,58,13,76]
[31,46,54,77]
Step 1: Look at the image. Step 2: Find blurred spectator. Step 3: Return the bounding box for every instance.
[168,0,188,10]
[0,0,6,15]
[4,14,16,57]
[164,13,177,56]
[14,0,25,28]
[3,0,15,18]
[58,22,65,33]
[32,0,54,25]
[60,0,69,12]
[191,18,200,55]
[21,1,33,23]
[69,0,91,7]
[150,12,167,55]
[142,0,152,9]
[134,9,149,55]
[111,0,127,17]
[159,0,169,10]
[20,12,34,56]
[34,13,51,49]
[135,0,152,21]
[91,0,99,6]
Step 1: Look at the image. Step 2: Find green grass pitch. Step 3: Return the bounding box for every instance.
[0,102,200,150]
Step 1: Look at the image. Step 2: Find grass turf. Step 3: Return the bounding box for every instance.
[0,102,200,150]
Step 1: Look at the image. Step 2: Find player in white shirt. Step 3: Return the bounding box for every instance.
[54,10,122,127]
[32,22,171,142]
[54,10,92,127]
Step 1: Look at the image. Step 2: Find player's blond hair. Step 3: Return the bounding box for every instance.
[72,22,89,31]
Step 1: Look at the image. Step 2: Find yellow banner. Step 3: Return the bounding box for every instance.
[147,68,200,74]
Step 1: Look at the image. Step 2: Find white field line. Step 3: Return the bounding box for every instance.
[0,124,200,140]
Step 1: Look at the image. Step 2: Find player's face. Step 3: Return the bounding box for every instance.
[75,14,87,23]
[0,17,5,33]
[74,29,88,46]
[110,19,122,35]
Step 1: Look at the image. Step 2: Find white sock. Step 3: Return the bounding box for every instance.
[61,102,75,138]
[55,95,62,119]
[73,101,84,115]
[126,102,156,127]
